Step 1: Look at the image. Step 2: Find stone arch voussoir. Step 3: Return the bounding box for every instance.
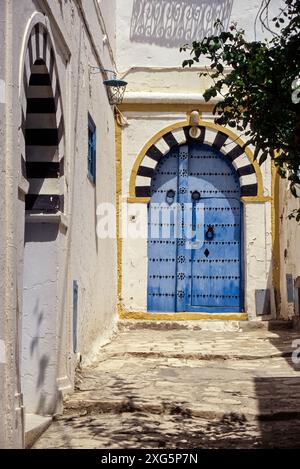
[132,123,261,200]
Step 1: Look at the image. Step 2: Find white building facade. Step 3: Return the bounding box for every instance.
[0,0,118,448]
[115,0,300,322]
[1,0,300,449]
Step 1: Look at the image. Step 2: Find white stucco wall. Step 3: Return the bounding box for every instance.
[278,178,300,319]
[0,0,25,449]
[0,0,118,447]
[122,203,148,311]
[22,224,60,415]
[116,0,276,317]
[97,0,116,54]
[243,201,274,320]
[0,1,6,447]
[116,0,284,70]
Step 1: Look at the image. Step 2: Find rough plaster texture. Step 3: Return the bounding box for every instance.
[122,203,148,311]
[278,178,300,319]
[116,0,284,70]
[22,223,60,415]
[0,0,117,447]
[0,1,6,448]
[0,0,25,449]
[244,202,273,320]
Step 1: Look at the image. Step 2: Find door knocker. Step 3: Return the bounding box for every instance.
[191,190,201,201]
[205,224,215,240]
[166,189,176,204]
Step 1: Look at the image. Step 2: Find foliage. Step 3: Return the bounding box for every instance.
[181,0,300,204]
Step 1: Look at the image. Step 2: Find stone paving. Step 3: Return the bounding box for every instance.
[34,321,300,449]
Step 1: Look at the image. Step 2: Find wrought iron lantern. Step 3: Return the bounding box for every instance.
[90,67,127,105]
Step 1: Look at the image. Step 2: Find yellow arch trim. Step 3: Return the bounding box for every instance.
[129,119,265,203]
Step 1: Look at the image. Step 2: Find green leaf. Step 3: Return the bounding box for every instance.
[179,2,300,208]
[203,89,212,101]
[259,150,268,165]
[290,184,299,198]
[253,145,261,160]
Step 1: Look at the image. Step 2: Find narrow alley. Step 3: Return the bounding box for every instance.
[1,0,300,451]
[34,321,300,449]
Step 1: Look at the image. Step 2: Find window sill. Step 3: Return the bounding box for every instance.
[25,211,68,230]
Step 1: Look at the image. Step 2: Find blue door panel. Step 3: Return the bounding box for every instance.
[147,149,178,311]
[188,144,240,198]
[176,145,190,312]
[191,198,241,310]
[147,143,243,313]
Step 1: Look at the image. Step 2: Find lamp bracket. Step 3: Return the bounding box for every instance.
[89,66,117,77]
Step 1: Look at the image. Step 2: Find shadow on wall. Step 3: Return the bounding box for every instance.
[22,223,60,415]
[130,0,234,48]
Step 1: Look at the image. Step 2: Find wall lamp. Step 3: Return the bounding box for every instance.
[89,67,128,106]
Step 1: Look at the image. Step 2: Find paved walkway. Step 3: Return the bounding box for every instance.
[34,321,300,449]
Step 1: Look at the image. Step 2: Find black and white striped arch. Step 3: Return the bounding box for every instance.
[135,126,259,198]
[21,22,64,213]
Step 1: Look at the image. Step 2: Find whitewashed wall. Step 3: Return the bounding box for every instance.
[116,0,278,318]
[116,0,284,70]
[278,179,300,319]
[0,0,117,447]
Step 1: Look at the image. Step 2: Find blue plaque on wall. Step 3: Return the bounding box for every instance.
[286,274,294,303]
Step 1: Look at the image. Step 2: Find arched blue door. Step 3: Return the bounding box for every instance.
[147,143,243,313]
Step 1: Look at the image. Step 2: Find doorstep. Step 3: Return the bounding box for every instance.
[118,317,293,333]
[25,413,52,449]
[119,311,248,321]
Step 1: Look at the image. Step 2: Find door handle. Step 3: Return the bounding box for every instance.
[191,191,201,233]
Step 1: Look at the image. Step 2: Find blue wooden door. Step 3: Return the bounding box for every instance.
[147,146,179,312]
[147,143,243,313]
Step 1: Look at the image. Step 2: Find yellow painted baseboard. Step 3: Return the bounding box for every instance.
[119,311,248,321]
